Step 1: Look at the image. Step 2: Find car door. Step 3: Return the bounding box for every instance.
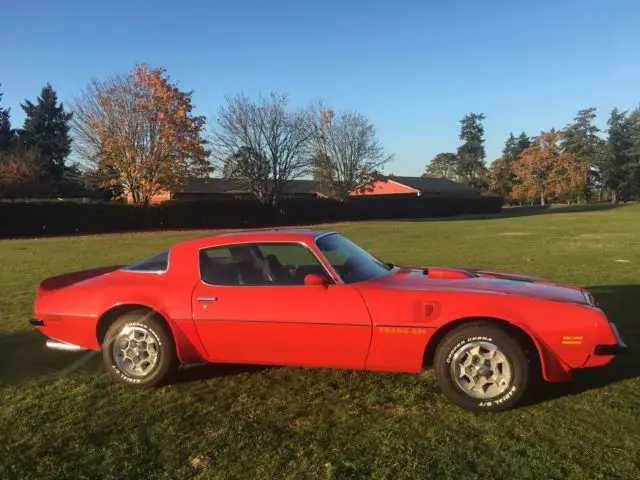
[192,242,372,369]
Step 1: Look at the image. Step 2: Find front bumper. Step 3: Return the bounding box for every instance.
[594,323,628,356]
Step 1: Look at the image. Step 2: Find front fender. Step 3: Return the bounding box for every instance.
[359,286,602,381]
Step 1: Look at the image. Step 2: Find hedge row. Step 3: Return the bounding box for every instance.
[0,194,503,238]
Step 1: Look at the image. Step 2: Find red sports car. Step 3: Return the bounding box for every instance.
[31,229,626,411]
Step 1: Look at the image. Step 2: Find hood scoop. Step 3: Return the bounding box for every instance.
[425,267,475,280]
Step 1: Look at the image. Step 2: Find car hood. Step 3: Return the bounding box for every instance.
[374,267,589,305]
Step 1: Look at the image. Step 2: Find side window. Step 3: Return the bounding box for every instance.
[199,246,238,285]
[199,243,332,286]
[123,250,170,273]
[257,244,331,285]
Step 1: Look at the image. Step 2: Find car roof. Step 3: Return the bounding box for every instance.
[177,228,336,249]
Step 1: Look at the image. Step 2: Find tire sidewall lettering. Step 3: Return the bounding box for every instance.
[111,363,144,384]
[478,385,517,408]
[445,336,493,364]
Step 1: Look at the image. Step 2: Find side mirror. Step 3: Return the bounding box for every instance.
[304,273,328,286]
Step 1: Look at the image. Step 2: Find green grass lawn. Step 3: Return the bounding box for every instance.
[1,204,639,479]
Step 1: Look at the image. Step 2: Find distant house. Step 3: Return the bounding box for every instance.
[130,178,326,204]
[128,175,478,204]
[350,176,478,198]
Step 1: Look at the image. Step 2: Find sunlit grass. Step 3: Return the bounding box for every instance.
[1,204,639,478]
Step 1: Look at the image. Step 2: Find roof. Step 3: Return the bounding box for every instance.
[173,178,323,195]
[177,228,335,249]
[214,228,332,240]
[387,176,478,195]
[173,176,476,197]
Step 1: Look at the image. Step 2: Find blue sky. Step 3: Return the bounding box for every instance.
[2,0,639,175]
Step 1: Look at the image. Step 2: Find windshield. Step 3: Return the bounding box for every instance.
[316,233,391,284]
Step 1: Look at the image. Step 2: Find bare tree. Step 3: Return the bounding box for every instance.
[211,93,313,208]
[311,105,392,199]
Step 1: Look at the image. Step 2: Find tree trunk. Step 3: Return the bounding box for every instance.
[540,193,545,206]
[612,190,617,204]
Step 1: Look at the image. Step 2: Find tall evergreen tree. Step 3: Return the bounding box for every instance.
[488,132,530,197]
[19,83,72,178]
[562,107,605,201]
[503,131,531,160]
[601,109,633,203]
[0,84,15,152]
[516,132,531,156]
[456,112,487,189]
[627,106,640,160]
[623,106,640,200]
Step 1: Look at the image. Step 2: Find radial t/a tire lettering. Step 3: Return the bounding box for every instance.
[434,322,530,412]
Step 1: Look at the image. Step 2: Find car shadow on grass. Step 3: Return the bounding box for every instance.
[0,330,270,387]
[525,284,640,406]
[173,363,273,383]
[0,330,101,386]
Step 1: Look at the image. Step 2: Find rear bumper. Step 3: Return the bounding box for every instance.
[45,338,88,352]
[30,316,91,352]
[594,323,627,356]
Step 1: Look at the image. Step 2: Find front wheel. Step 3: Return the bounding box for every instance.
[434,322,530,412]
[102,310,178,387]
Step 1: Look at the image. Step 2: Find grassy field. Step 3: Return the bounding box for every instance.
[1,204,639,479]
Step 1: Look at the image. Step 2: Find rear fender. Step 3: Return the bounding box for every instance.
[98,303,207,364]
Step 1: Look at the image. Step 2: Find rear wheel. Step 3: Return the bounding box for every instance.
[102,310,178,387]
[434,322,530,412]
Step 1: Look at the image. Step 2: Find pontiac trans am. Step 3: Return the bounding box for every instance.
[31,229,627,411]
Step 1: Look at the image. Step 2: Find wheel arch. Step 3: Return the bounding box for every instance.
[96,303,205,364]
[422,316,571,383]
[97,304,157,345]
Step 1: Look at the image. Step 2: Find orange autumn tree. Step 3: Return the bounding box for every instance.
[72,64,211,204]
[511,130,586,206]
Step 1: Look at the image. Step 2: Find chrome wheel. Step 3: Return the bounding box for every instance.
[450,341,512,399]
[113,326,160,378]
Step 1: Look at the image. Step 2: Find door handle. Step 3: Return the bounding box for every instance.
[197,296,217,302]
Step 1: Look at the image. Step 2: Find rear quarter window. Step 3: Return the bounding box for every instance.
[122,250,170,273]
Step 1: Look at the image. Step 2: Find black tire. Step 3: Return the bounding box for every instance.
[102,310,178,387]
[434,322,530,412]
